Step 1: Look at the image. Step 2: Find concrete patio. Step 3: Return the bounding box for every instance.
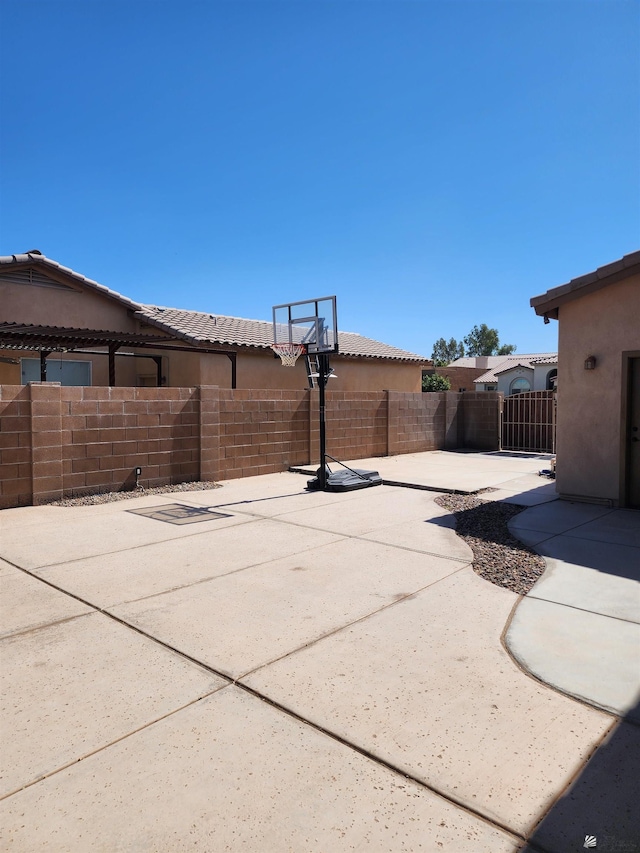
[1,451,638,852]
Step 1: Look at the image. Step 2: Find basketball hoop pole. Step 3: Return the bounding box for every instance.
[318,352,329,490]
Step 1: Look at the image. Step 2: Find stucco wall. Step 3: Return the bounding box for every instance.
[555,273,640,503]
[1,276,141,332]
[496,367,534,396]
[139,349,423,392]
[2,274,424,391]
[434,365,485,392]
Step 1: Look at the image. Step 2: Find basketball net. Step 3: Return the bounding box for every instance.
[271,342,306,367]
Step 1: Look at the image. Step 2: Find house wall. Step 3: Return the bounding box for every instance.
[1,275,140,333]
[433,366,485,391]
[2,272,425,391]
[532,365,557,391]
[0,384,501,508]
[555,273,640,504]
[496,367,534,396]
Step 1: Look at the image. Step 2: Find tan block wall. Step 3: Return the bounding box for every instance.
[0,386,32,508]
[321,392,388,461]
[0,385,501,507]
[555,273,640,504]
[461,392,502,450]
[0,384,201,507]
[388,392,447,454]
[218,389,310,480]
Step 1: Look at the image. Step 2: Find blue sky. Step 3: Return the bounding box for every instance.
[1,0,638,359]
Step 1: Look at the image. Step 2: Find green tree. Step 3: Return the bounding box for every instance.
[422,372,451,392]
[463,324,516,357]
[431,336,465,366]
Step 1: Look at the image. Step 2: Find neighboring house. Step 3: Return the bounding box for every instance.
[531,250,640,508]
[438,355,557,394]
[0,252,429,392]
[474,354,558,394]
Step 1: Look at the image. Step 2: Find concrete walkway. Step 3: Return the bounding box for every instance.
[1,452,638,852]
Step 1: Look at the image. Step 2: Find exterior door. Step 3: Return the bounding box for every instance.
[628,357,640,508]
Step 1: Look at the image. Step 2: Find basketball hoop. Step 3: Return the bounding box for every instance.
[271,342,306,367]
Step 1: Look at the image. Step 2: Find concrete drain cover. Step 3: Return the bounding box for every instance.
[127,504,232,525]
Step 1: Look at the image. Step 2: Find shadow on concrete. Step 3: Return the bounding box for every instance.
[521,698,640,853]
[535,535,640,584]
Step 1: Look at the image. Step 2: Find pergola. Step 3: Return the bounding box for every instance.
[0,323,237,387]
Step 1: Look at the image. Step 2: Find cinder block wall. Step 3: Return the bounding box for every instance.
[388,392,448,454]
[0,385,32,508]
[0,384,501,508]
[62,386,201,503]
[217,389,309,480]
[317,392,388,462]
[460,392,502,450]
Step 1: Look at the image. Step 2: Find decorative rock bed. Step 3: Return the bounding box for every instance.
[434,494,546,595]
[51,481,221,507]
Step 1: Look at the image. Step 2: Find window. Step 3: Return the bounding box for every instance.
[509,377,531,395]
[21,358,91,386]
[546,369,557,390]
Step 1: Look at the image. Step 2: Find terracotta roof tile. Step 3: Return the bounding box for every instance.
[473,353,557,383]
[530,250,640,316]
[1,253,429,363]
[138,306,428,362]
[0,252,142,311]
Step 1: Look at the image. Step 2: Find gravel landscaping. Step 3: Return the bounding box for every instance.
[51,481,221,507]
[434,494,546,595]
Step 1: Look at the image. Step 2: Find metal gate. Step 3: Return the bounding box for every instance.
[501,390,556,453]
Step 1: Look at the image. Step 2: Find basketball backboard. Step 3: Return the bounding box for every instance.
[272,296,338,355]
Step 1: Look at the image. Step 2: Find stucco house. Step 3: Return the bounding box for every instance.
[531,250,640,508]
[0,252,429,392]
[439,354,557,394]
[473,354,558,394]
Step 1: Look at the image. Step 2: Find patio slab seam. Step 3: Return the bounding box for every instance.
[0,609,97,642]
[499,598,621,720]
[1,514,258,571]
[523,595,640,628]
[234,680,527,846]
[230,564,472,682]
[2,566,527,843]
[1,683,231,802]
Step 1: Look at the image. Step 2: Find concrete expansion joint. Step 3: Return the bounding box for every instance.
[0,608,94,642]
[500,598,624,721]
[0,687,228,802]
[3,563,526,845]
[238,569,470,682]
[525,594,640,627]
[234,681,526,846]
[520,719,621,849]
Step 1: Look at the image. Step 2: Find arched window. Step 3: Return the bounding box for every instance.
[509,377,531,395]
[546,369,557,390]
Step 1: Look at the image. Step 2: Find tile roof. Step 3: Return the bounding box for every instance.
[474,353,557,384]
[0,253,429,363]
[530,250,640,318]
[528,355,558,365]
[0,252,141,311]
[138,306,428,362]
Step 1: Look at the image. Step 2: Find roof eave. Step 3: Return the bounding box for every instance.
[1,253,143,313]
[530,250,640,318]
